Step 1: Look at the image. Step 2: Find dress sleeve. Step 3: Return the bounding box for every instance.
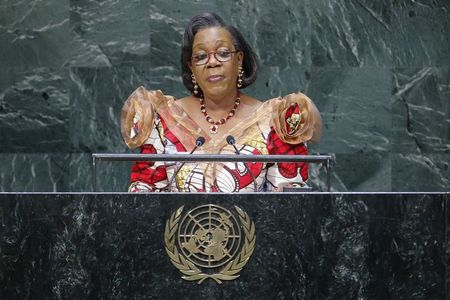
[265,93,322,191]
[120,86,169,192]
[128,118,168,192]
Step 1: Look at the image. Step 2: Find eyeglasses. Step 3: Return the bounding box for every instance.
[191,50,238,66]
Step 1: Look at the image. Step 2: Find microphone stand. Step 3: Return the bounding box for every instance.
[226,135,258,192]
[168,136,205,192]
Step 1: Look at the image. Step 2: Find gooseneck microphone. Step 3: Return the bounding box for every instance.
[193,136,206,149]
[226,135,258,192]
[168,136,205,191]
[226,135,238,151]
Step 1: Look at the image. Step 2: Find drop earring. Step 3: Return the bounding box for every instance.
[191,74,199,95]
[237,66,244,88]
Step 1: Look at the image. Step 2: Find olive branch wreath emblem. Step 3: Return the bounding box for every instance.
[164,205,256,284]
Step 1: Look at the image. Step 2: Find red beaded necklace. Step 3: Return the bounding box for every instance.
[199,92,241,134]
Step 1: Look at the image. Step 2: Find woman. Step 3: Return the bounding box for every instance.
[120,12,322,192]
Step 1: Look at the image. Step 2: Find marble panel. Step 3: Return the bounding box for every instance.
[69,153,132,192]
[446,194,450,300]
[0,68,70,153]
[320,152,391,192]
[0,0,449,193]
[0,193,445,299]
[308,67,391,154]
[392,153,450,192]
[69,0,150,67]
[0,0,72,69]
[365,193,445,299]
[244,65,310,102]
[229,0,309,68]
[0,154,69,192]
[139,65,188,98]
[392,0,450,67]
[392,67,450,154]
[148,1,230,70]
[69,66,156,153]
[310,0,392,67]
[149,0,309,78]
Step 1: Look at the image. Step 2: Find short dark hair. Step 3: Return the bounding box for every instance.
[181,12,258,95]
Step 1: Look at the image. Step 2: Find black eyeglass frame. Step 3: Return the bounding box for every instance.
[191,50,239,66]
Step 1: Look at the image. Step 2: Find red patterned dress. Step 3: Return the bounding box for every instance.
[121,87,321,192]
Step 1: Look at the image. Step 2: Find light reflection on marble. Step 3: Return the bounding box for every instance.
[0,0,71,68]
[392,67,450,154]
[308,67,391,154]
[0,68,69,153]
[68,66,153,153]
[0,154,69,192]
[310,0,392,67]
[392,153,450,192]
[392,1,450,67]
[69,0,151,67]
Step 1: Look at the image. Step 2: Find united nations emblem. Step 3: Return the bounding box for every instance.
[164,204,256,284]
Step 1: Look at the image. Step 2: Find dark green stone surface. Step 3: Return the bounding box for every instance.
[0,193,447,299]
[0,0,448,192]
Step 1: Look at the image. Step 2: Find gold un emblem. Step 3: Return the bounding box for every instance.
[164,204,256,284]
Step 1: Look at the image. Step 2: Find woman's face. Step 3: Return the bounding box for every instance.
[190,27,243,99]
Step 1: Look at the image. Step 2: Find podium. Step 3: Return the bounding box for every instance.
[91,153,334,192]
[0,192,447,299]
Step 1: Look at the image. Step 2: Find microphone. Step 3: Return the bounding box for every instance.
[226,135,237,148]
[226,135,258,192]
[193,136,206,149]
[168,136,205,191]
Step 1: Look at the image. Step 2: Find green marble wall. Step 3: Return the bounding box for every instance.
[0,0,449,192]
